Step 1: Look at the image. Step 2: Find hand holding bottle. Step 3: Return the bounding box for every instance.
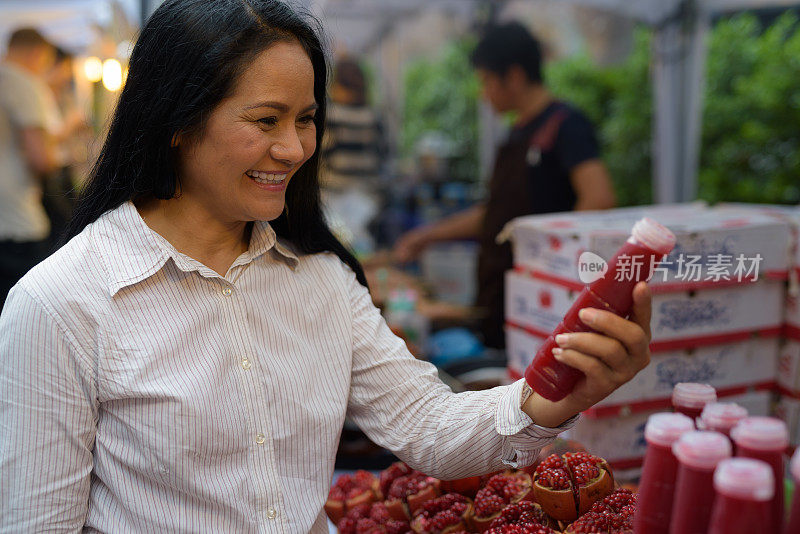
[522,281,652,427]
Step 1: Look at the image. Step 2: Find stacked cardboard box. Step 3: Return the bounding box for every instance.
[504,204,792,468]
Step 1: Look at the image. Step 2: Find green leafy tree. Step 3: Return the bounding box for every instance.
[402,38,481,183]
[547,13,800,206]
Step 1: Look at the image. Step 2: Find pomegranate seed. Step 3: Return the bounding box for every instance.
[536,468,570,490]
[535,454,565,475]
[572,463,600,486]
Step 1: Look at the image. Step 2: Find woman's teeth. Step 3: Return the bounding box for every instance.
[247,170,287,184]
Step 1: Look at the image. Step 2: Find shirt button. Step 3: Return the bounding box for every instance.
[256,433,265,445]
[266,507,277,520]
[241,358,251,370]
[222,287,232,296]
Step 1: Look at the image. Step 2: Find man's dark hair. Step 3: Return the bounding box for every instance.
[471,22,543,83]
[64,0,367,287]
[8,28,52,50]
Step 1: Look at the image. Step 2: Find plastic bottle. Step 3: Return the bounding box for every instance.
[669,431,732,534]
[785,448,800,534]
[671,383,717,421]
[524,218,676,401]
[730,416,788,534]
[634,412,694,534]
[698,402,747,438]
[707,458,773,534]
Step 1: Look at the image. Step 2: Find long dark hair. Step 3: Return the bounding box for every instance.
[64,0,367,287]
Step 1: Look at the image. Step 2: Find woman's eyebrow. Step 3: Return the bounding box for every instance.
[244,101,318,113]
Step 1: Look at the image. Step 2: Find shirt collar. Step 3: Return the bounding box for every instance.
[95,202,298,297]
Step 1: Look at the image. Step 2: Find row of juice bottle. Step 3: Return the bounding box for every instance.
[633,382,800,533]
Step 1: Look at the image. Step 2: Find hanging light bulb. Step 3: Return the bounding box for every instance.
[102,58,123,92]
[84,56,103,82]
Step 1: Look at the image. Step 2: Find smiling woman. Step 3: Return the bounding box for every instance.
[0,1,655,532]
[63,0,365,284]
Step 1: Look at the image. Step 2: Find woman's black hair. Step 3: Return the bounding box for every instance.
[64,0,367,287]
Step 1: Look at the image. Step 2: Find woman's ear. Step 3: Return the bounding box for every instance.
[170,132,182,148]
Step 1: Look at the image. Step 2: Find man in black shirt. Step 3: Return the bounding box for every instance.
[393,22,615,349]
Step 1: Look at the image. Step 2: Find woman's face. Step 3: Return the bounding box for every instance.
[176,39,318,225]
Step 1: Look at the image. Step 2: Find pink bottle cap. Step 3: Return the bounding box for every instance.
[644,412,695,448]
[700,402,748,432]
[672,383,717,409]
[730,416,789,451]
[713,458,774,501]
[672,431,731,470]
[630,217,677,255]
[791,448,800,482]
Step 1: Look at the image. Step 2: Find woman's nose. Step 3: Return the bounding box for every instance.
[270,127,305,165]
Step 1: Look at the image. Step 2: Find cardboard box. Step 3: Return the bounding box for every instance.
[504,205,792,288]
[565,390,773,467]
[775,395,800,447]
[506,324,778,414]
[505,270,784,348]
[714,202,800,277]
[787,294,800,333]
[778,338,800,394]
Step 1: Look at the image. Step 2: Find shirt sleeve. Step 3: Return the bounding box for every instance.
[0,285,97,533]
[554,108,601,172]
[342,265,577,480]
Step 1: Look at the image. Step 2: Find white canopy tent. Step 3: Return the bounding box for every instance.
[136,0,800,202]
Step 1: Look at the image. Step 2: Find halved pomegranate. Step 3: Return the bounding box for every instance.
[410,493,473,534]
[564,488,636,533]
[564,488,635,533]
[384,470,441,520]
[337,501,413,534]
[532,452,614,522]
[469,471,535,532]
[486,500,558,531]
[326,470,382,523]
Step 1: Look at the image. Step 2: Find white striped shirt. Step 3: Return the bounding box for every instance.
[0,201,574,533]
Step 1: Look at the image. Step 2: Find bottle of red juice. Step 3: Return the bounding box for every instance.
[698,402,747,439]
[671,382,716,421]
[633,412,694,534]
[730,416,788,534]
[669,431,732,534]
[524,217,676,401]
[707,458,773,534]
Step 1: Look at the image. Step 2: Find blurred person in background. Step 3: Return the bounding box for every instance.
[41,47,88,250]
[320,55,384,256]
[0,28,58,310]
[393,22,616,350]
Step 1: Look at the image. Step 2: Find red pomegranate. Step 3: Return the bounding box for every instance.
[410,493,473,534]
[337,501,413,534]
[532,452,614,522]
[469,471,535,532]
[384,470,441,520]
[563,488,636,533]
[326,470,382,523]
[486,500,558,531]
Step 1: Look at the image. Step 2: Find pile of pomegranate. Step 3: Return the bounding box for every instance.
[326,451,636,534]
